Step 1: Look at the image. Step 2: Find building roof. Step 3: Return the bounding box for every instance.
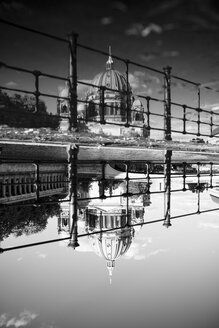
[87,48,132,100]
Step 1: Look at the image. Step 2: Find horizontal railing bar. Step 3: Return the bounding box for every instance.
[0,85,34,96]
[0,18,68,43]
[0,62,69,82]
[171,101,219,116]
[137,95,165,103]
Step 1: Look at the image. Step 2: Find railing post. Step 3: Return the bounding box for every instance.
[146,96,151,135]
[182,162,186,191]
[196,162,200,214]
[196,86,201,136]
[125,59,130,127]
[197,108,201,136]
[163,150,172,227]
[100,86,106,124]
[125,162,131,226]
[68,32,78,131]
[33,70,41,113]
[99,161,106,199]
[34,163,40,203]
[69,145,80,248]
[183,105,187,134]
[163,66,172,141]
[210,162,213,188]
[197,85,201,108]
[210,111,213,138]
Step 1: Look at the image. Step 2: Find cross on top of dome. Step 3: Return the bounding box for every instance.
[106,45,114,70]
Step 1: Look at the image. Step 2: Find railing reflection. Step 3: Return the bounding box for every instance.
[1,152,219,261]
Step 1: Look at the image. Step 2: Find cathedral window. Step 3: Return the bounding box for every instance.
[105,103,111,115]
[135,112,142,121]
[110,104,114,115]
[11,178,15,196]
[61,104,68,114]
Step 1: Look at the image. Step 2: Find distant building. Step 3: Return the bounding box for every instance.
[57,48,149,137]
[0,163,68,204]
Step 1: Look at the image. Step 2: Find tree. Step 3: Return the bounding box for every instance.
[0,199,61,241]
[0,89,60,129]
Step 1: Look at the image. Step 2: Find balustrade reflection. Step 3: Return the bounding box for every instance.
[1,155,219,246]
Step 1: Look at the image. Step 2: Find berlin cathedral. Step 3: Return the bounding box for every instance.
[56,50,150,282]
[57,49,149,137]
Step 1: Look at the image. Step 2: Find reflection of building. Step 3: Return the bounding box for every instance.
[0,164,68,204]
[57,49,150,137]
[84,181,145,281]
[57,178,146,279]
[57,83,70,131]
[86,211,134,284]
[58,196,72,235]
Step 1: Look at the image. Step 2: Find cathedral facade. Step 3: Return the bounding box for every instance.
[57,50,149,137]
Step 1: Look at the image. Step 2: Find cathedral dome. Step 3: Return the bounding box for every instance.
[88,227,133,263]
[87,48,132,100]
[89,227,133,283]
[89,70,130,95]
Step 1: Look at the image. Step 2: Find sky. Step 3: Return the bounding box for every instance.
[1,0,219,115]
[2,3,219,327]
[1,188,219,328]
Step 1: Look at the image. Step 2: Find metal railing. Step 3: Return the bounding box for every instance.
[1,149,219,252]
[1,18,219,140]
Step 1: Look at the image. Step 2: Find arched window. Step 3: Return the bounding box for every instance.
[11,178,15,196]
[110,103,114,115]
[105,102,111,115]
[135,112,143,121]
[61,104,68,114]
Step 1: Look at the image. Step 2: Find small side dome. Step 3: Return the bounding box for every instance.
[59,82,69,98]
[132,99,143,110]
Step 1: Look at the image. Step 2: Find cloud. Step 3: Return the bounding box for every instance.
[124,236,153,260]
[36,252,47,259]
[144,73,161,85]
[110,1,127,12]
[100,17,113,25]
[199,222,219,229]
[162,50,179,57]
[124,243,146,260]
[202,103,219,111]
[58,80,92,99]
[125,23,144,36]
[0,310,38,328]
[17,257,23,262]
[139,52,158,62]
[139,50,179,63]
[128,73,141,90]
[0,1,32,15]
[141,23,163,37]
[146,249,169,258]
[128,72,154,94]
[147,0,182,17]
[5,81,17,87]
[125,23,162,37]
[199,80,219,91]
